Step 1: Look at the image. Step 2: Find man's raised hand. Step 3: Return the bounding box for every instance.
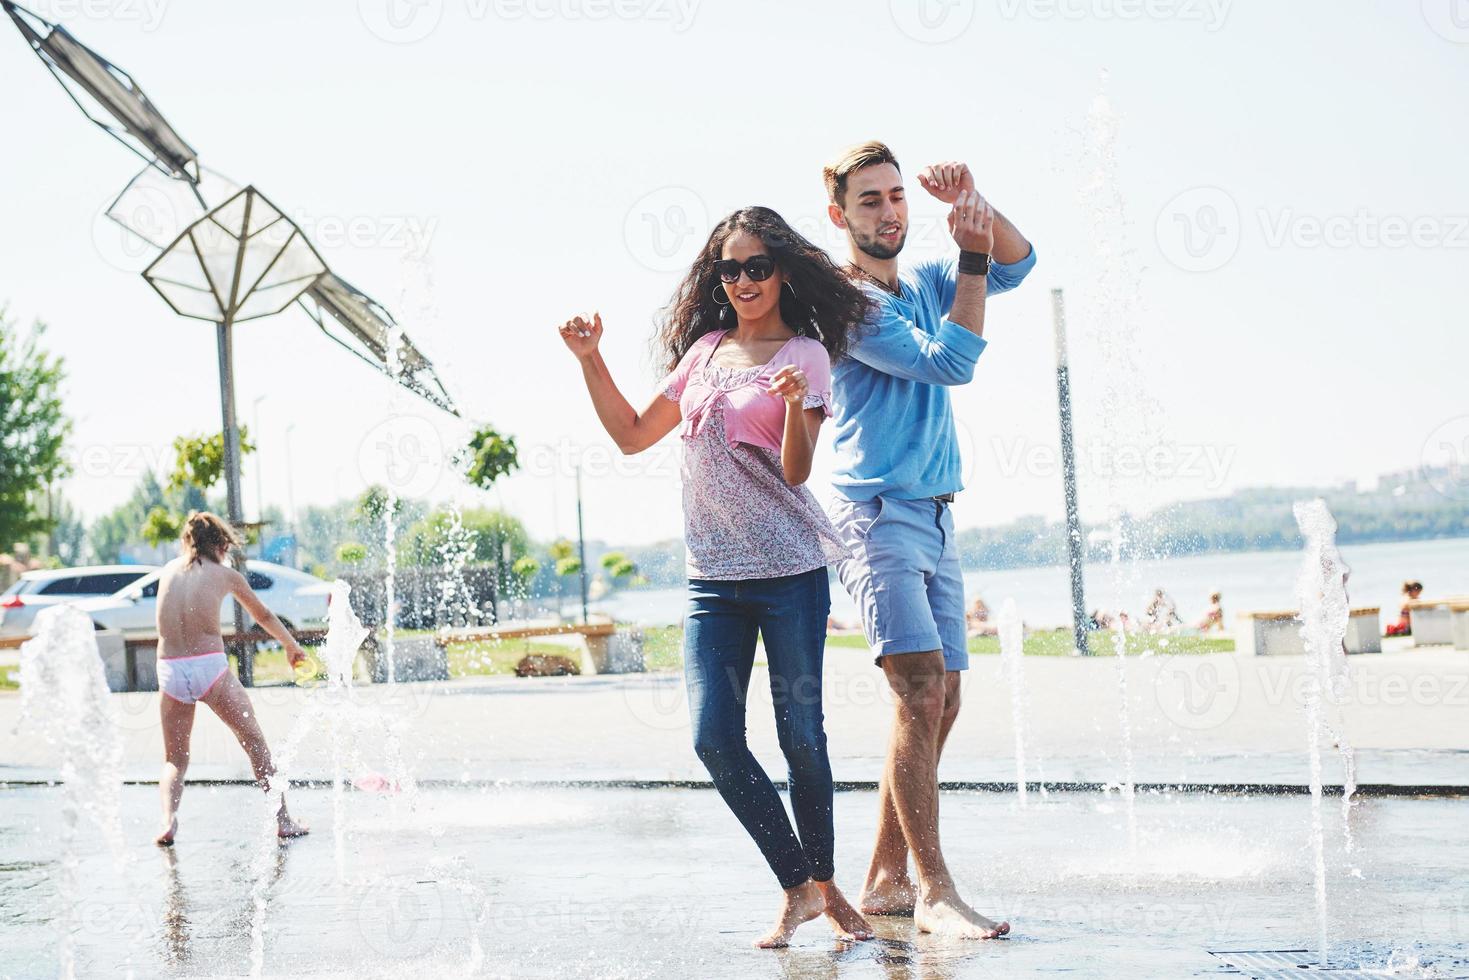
[557,312,603,359]
[917,161,976,205]
[947,191,995,254]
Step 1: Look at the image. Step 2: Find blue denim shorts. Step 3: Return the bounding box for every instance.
[828,495,969,672]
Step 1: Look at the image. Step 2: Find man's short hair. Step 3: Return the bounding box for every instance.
[823,140,900,208]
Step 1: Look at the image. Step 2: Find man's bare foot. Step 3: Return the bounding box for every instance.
[915,889,1010,939]
[755,881,825,948]
[813,880,874,941]
[155,817,178,847]
[860,869,917,916]
[276,813,310,839]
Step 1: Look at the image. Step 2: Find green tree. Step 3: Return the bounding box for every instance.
[460,424,520,491]
[336,542,368,565]
[141,506,184,548]
[599,550,639,583]
[166,428,256,494]
[0,311,71,548]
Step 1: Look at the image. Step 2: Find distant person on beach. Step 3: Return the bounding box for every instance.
[965,596,997,637]
[1144,588,1182,633]
[821,141,1034,939]
[153,511,309,846]
[557,206,873,948]
[1195,591,1225,632]
[1385,580,1424,636]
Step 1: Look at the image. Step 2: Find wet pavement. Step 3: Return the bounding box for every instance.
[2,645,1466,789]
[3,784,1467,978]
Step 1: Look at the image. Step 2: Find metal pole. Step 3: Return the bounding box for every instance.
[221,190,253,685]
[575,464,589,625]
[1052,289,1089,656]
[216,317,252,685]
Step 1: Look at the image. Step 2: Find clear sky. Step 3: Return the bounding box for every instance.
[3,0,1465,547]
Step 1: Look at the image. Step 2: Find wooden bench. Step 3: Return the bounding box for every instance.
[1450,600,1469,652]
[1236,607,1381,657]
[1405,597,1469,647]
[3,627,329,692]
[436,620,644,674]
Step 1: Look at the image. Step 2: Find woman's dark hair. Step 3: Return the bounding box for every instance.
[655,206,870,374]
[181,510,240,565]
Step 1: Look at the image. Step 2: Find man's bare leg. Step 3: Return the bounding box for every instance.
[861,670,963,915]
[879,653,1007,939]
[156,696,195,845]
[201,673,309,838]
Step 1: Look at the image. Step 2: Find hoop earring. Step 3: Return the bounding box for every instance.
[712,283,732,322]
[782,280,798,299]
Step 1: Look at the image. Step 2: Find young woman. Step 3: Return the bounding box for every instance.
[557,206,872,948]
[153,511,309,845]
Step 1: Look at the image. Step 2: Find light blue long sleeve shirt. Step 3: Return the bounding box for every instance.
[830,247,1036,502]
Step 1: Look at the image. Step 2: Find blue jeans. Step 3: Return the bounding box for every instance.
[684,567,835,889]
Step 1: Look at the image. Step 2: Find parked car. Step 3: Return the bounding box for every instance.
[76,560,332,638]
[0,565,160,639]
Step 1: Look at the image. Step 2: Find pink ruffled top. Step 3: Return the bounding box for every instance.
[660,330,848,581]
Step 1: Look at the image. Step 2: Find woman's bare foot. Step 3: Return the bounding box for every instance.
[813,880,874,941]
[755,881,825,948]
[276,812,310,839]
[155,816,178,847]
[915,888,1010,939]
[860,869,917,916]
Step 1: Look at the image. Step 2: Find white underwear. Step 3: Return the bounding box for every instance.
[157,651,230,704]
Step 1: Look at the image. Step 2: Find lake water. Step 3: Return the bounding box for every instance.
[590,537,1469,629]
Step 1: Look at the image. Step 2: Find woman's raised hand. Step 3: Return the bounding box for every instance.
[558,312,603,358]
[767,365,809,406]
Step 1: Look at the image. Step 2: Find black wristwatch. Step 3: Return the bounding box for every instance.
[958,251,991,276]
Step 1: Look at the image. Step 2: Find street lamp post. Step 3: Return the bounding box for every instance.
[1052,288,1090,656]
[252,394,266,526]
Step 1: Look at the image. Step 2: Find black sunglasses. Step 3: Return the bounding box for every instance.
[713,255,776,283]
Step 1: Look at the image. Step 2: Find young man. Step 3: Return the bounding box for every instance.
[822,141,1035,938]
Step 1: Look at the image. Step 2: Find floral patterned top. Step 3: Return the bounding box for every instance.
[660,333,849,581]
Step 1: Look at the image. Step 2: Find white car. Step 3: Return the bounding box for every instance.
[0,565,159,639]
[77,560,332,638]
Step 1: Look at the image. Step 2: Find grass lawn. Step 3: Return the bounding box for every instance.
[444,625,685,677]
[818,628,1232,658]
[0,625,1230,692]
